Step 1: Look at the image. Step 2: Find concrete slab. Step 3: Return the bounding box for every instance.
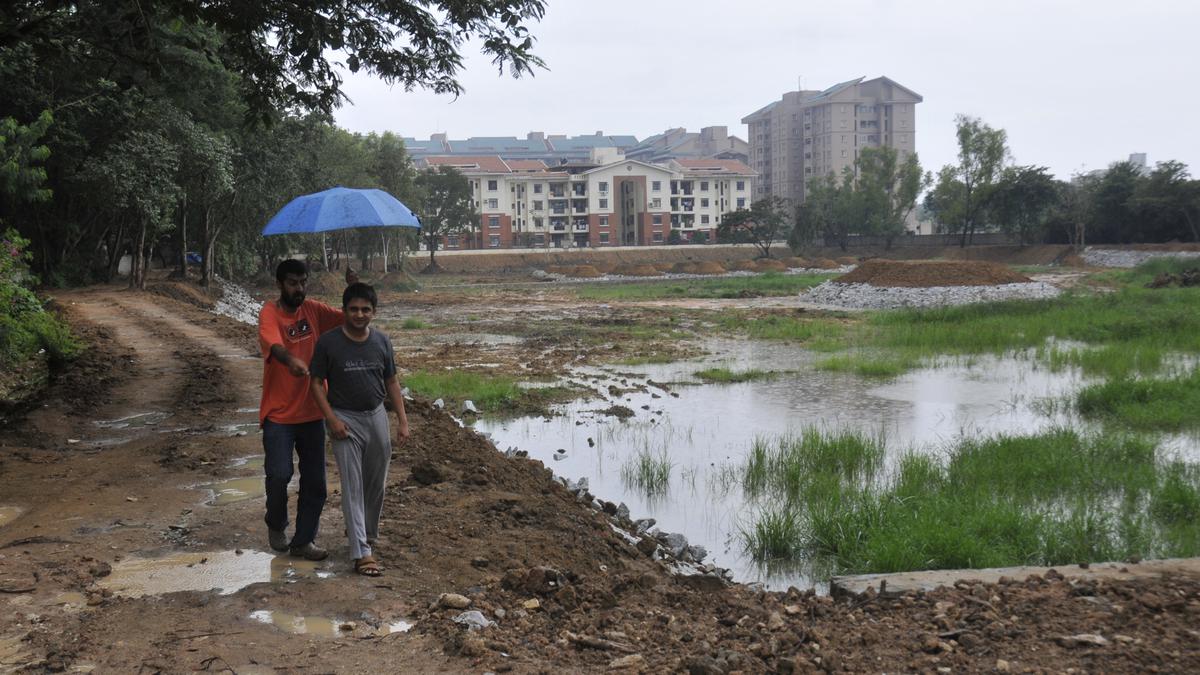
[830,557,1200,598]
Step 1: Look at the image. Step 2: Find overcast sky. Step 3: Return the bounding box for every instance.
[335,0,1199,180]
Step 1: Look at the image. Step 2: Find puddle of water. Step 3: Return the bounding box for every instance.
[94,411,172,430]
[431,333,524,346]
[202,476,264,505]
[249,610,351,637]
[386,620,413,634]
[55,592,88,607]
[477,338,1200,591]
[98,550,331,597]
[0,506,23,528]
[229,455,264,468]
[217,422,261,436]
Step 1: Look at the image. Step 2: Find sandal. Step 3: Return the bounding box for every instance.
[355,556,383,577]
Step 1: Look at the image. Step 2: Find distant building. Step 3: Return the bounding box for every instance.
[403,131,639,166]
[742,76,922,205]
[626,126,750,164]
[418,152,755,249]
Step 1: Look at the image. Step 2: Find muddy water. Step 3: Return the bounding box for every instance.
[477,338,1200,590]
[203,477,264,505]
[248,610,352,637]
[98,550,332,597]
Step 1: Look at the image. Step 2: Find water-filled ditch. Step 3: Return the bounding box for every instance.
[475,338,1200,590]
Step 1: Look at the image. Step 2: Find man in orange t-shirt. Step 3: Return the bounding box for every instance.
[258,259,350,560]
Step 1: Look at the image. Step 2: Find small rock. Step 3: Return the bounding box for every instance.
[470,557,490,568]
[766,611,784,631]
[633,518,656,534]
[662,532,689,558]
[607,653,645,670]
[438,593,472,609]
[636,536,659,557]
[462,400,479,414]
[522,598,541,611]
[996,659,1011,672]
[616,503,630,521]
[432,398,444,410]
[686,545,708,563]
[784,604,802,616]
[411,462,446,485]
[452,610,496,631]
[1056,634,1108,648]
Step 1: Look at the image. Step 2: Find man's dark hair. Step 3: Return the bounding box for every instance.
[342,282,378,310]
[276,259,308,282]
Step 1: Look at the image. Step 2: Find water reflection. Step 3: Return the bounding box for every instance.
[476,338,1200,590]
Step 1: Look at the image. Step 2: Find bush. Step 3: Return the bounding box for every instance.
[0,228,81,369]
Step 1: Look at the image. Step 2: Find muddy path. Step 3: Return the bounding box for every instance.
[2,286,1200,673]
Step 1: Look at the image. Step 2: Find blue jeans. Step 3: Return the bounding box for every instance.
[262,418,327,548]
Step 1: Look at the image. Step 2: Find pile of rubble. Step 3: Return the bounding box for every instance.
[1082,247,1200,268]
[804,259,1060,309]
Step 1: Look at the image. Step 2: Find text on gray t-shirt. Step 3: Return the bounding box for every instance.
[310,327,397,412]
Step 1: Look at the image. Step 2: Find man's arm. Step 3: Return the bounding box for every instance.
[385,376,409,446]
[270,344,309,377]
[310,376,349,440]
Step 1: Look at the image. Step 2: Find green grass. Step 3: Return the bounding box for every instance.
[400,317,430,329]
[716,314,848,349]
[815,353,919,379]
[403,371,524,411]
[693,367,775,383]
[576,272,833,301]
[1076,369,1200,431]
[740,427,1200,574]
[620,448,673,497]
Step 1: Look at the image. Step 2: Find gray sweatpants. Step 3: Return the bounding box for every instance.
[331,405,391,560]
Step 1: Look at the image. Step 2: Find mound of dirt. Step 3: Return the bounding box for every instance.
[147,282,216,310]
[810,258,842,269]
[728,260,759,272]
[835,259,1033,287]
[304,271,345,295]
[544,265,568,275]
[565,265,603,278]
[377,271,419,291]
[784,257,810,268]
[755,259,788,272]
[612,264,662,277]
[671,262,699,274]
[652,262,675,272]
[836,256,858,266]
[590,261,615,274]
[693,261,727,275]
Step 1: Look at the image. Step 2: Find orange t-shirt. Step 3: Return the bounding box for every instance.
[258,299,344,425]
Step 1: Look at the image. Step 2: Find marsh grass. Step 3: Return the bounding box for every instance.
[621,448,673,497]
[1076,368,1200,431]
[717,314,848,348]
[741,427,1200,574]
[576,272,833,301]
[815,353,919,379]
[405,371,531,412]
[693,367,775,383]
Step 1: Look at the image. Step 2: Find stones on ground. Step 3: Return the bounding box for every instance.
[607,653,645,670]
[995,659,1011,672]
[522,598,541,611]
[636,536,659,557]
[616,503,630,521]
[661,532,689,558]
[432,398,444,410]
[686,545,708,563]
[806,279,1060,310]
[553,448,567,461]
[470,557,490,569]
[461,400,479,414]
[1055,633,1109,648]
[767,611,785,631]
[633,518,655,534]
[437,593,472,609]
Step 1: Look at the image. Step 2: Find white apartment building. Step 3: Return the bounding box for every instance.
[421,153,755,248]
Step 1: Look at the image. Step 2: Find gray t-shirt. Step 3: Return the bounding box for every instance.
[310,327,397,412]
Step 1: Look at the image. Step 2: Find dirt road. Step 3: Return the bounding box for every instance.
[2,287,1199,673]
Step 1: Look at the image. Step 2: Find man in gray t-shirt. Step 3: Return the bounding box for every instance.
[310,283,409,577]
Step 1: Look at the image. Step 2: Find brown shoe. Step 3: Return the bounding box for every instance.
[289,542,328,561]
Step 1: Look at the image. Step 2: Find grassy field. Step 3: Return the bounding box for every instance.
[403,371,578,415]
[575,272,833,301]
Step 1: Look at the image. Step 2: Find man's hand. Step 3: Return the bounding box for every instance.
[286,357,309,378]
[395,419,410,446]
[327,416,349,440]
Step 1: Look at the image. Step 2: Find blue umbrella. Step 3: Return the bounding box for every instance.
[262,187,420,236]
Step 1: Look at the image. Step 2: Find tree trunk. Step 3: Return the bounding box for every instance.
[130,221,147,289]
[178,191,188,278]
[381,231,389,273]
[321,232,329,270]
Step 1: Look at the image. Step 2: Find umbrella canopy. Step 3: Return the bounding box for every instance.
[262,187,420,236]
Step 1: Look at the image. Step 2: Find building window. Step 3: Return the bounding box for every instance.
[535,234,545,245]
[489,235,500,248]
[599,198,608,209]
[652,181,661,191]
[488,216,500,229]
[599,215,609,227]
[533,216,543,228]
[533,200,543,211]
[651,197,661,209]
[736,180,745,191]
[599,181,609,193]
[701,215,710,224]
[737,198,746,209]
[652,214,663,225]
[700,181,709,191]
[652,231,663,242]
[700,198,709,208]
[487,198,498,209]
[599,232,610,244]
[487,180,497,191]
[533,183,543,193]
[447,235,460,248]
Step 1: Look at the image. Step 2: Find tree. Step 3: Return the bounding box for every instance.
[1089,161,1142,243]
[925,115,1008,246]
[0,111,53,207]
[989,165,1059,245]
[718,196,793,258]
[414,166,475,272]
[1129,161,1200,242]
[793,170,863,251]
[855,146,929,248]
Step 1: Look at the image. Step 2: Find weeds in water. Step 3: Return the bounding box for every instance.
[815,353,918,379]
[1076,368,1200,431]
[693,367,775,383]
[621,448,673,497]
[740,427,1200,574]
[742,428,885,502]
[404,371,531,411]
[400,317,430,329]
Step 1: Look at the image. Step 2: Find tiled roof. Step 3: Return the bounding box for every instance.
[507,160,548,171]
[423,155,512,173]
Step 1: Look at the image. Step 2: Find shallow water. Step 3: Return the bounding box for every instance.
[98,550,332,597]
[476,338,1200,590]
[202,476,264,505]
